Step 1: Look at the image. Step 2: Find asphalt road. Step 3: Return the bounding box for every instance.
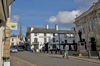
[11,52,99,66]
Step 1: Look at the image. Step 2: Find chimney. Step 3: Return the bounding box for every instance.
[13,34,15,36]
[46,24,48,29]
[55,24,58,31]
[31,26,35,32]
[93,2,95,5]
[76,15,78,18]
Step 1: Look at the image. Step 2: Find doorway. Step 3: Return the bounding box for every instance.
[91,37,96,51]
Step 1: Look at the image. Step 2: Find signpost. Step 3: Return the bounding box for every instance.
[4,62,10,66]
[7,22,18,30]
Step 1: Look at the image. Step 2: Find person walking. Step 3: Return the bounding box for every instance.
[63,45,69,59]
[30,48,32,53]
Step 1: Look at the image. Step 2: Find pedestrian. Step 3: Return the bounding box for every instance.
[48,47,50,51]
[71,47,72,52]
[63,45,69,59]
[32,48,34,52]
[34,48,36,52]
[30,48,32,53]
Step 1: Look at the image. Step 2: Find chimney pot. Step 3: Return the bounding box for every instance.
[93,2,95,5]
[55,24,58,31]
[46,24,48,29]
[76,15,78,18]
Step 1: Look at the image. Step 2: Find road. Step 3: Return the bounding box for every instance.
[11,52,99,66]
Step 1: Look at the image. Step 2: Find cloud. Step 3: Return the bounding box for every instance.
[46,0,98,28]
[11,15,19,23]
[47,10,82,28]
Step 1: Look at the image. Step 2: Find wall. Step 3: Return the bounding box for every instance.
[75,7,100,51]
[30,33,77,50]
[0,23,3,66]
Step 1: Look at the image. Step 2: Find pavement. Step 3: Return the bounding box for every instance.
[40,51,100,64]
[10,56,32,66]
[10,51,100,66]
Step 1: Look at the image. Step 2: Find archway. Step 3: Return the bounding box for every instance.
[90,37,96,51]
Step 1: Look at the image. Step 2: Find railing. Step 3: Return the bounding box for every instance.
[32,42,39,44]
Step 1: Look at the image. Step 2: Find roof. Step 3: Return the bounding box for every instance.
[75,1,100,22]
[31,28,75,34]
[11,34,17,37]
[11,35,17,37]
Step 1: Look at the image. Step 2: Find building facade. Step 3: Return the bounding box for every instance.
[0,0,15,65]
[26,25,77,51]
[74,0,100,51]
[10,34,18,48]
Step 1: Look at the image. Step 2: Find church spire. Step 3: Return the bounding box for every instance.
[19,23,23,40]
[20,23,22,36]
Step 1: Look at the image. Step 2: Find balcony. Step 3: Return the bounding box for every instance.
[32,42,39,44]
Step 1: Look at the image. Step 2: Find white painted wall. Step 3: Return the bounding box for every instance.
[10,37,17,46]
[29,33,77,50]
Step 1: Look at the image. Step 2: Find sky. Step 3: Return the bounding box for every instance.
[10,0,98,37]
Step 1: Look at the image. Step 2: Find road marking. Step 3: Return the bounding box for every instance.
[11,56,37,66]
[69,58,100,65]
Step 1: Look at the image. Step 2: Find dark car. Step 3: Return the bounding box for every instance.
[18,47,23,51]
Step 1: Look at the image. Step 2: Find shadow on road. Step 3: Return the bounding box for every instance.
[49,56,63,59]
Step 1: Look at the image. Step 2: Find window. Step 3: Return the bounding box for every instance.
[70,34,75,38]
[65,40,67,44]
[44,38,46,43]
[53,44,56,48]
[34,38,38,43]
[34,33,37,36]
[11,42,14,46]
[82,22,85,33]
[91,18,94,31]
[87,19,90,32]
[53,33,55,36]
[67,34,70,38]
[53,38,55,42]
[64,34,67,38]
[73,40,75,43]
[99,13,100,22]
[12,39,14,41]
[44,33,46,36]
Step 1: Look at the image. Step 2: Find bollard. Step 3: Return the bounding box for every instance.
[88,51,91,58]
[47,50,48,53]
[98,51,100,59]
[44,50,45,53]
[55,50,57,54]
[60,51,62,55]
[51,50,52,54]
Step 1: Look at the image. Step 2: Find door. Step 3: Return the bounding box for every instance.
[91,37,96,51]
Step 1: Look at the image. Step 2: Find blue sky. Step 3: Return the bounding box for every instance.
[10,0,98,37]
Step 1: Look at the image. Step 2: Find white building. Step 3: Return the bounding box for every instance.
[10,34,25,48]
[26,24,77,51]
[10,34,18,47]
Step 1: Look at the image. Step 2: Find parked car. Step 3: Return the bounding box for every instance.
[10,48,17,53]
[18,47,24,51]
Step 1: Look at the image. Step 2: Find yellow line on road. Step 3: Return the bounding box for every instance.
[69,58,100,65]
[11,56,37,66]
